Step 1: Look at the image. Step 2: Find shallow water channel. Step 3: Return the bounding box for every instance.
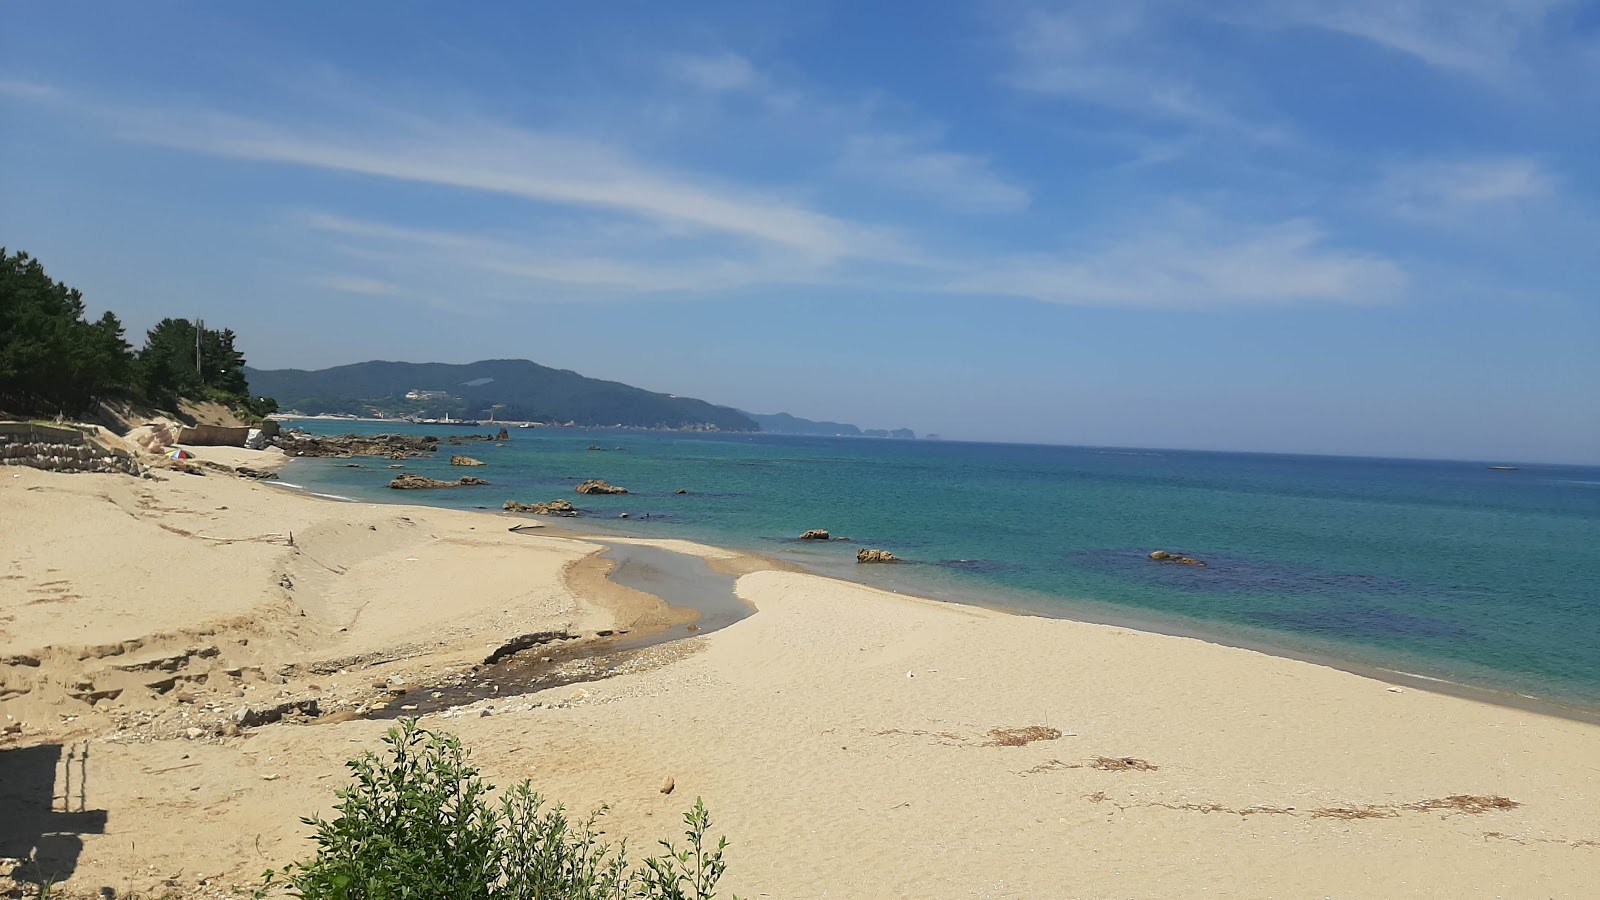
[374,543,746,717]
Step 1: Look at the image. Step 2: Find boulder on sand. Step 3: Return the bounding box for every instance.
[389,473,490,490]
[857,548,899,563]
[799,529,830,540]
[1148,550,1206,567]
[503,499,578,516]
[575,479,628,495]
[450,455,486,466]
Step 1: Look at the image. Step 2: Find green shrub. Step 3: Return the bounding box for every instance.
[262,719,736,900]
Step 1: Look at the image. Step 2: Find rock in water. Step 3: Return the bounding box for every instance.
[390,473,490,489]
[503,498,578,516]
[496,428,510,441]
[450,455,486,466]
[799,529,831,540]
[1148,550,1206,567]
[575,479,628,494]
[857,548,899,563]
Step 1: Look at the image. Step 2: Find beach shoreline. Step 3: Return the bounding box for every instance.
[3,447,1598,897]
[277,452,1600,727]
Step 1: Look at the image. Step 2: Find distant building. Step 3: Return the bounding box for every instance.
[405,390,449,401]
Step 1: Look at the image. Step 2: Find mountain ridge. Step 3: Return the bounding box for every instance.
[245,358,756,431]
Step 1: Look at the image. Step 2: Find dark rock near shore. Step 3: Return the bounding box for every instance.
[389,473,490,489]
[857,548,899,563]
[503,498,578,516]
[275,431,438,459]
[496,428,510,441]
[1149,550,1207,567]
[799,529,831,540]
[675,488,688,494]
[450,455,486,466]
[234,698,321,728]
[576,479,628,494]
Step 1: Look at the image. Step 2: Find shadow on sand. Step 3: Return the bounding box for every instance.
[0,742,108,888]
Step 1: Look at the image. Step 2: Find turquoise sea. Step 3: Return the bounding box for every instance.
[280,422,1600,715]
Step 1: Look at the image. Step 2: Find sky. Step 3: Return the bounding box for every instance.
[2,1,1597,463]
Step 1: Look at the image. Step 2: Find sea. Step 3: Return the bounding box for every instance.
[277,421,1600,717]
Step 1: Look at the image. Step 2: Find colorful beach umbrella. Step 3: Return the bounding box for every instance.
[166,448,192,460]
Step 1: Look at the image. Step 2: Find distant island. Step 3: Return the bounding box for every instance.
[245,359,916,437]
[741,411,915,440]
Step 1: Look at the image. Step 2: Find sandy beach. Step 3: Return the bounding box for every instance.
[3,448,1598,898]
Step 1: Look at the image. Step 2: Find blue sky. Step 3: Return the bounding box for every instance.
[2,1,1597,462]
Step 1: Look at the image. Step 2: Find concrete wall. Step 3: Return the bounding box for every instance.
[0,423,145,476]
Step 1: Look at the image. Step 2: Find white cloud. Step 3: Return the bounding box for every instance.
[669,53,758,92]
[946,213,1406,308]
[837,134,1029,213]
[1378,157,1554,222]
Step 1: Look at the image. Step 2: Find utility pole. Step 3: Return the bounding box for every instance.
[195,317,204,379]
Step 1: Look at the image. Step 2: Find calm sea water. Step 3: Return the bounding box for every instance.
[280,422,1600,713]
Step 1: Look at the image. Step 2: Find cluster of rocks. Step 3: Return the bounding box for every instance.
[503,498,578,516]
[1149,550,1207,567]
[275,431,440,459]
[799,529,832,540]
[575,479,628,494]
[389,473,490,489]
[450,455,486,466]
[857,548,899,563]
[0,426,145,476]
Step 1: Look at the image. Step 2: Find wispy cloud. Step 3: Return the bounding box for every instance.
[999,3,1284,143]
[1377,157,1554,222]
[946,212,1406,308]
[313,274,401,296]
[837,133,1029,213]
[1246,0,1574,82]
[89,98,906,265]
[668,53,758,92]
[303,212,842,296]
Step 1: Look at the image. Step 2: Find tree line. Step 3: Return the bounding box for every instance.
[0,248,277,419]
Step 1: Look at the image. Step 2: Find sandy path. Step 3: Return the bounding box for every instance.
[2,451,1598,897]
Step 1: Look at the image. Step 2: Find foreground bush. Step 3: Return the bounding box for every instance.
[263,719,735,899]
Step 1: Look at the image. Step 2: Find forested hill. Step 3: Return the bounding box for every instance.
[243,359,758,431]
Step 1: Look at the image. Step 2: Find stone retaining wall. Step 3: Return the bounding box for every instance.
[0,423,146,476]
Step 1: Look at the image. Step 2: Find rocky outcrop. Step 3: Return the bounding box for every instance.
[450,455,485,466]
[575,479,628,495]
[496,428,510,441]
[276,432,438,459]
[389,473,490,490]
[1148,550,1207,567]
[503,499,578,516]
[857,549,899,563]
[799,529,831,540]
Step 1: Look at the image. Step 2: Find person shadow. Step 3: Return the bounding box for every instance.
[0,742,109,889]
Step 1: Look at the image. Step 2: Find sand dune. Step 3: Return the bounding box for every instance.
[2,452,1597,897]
